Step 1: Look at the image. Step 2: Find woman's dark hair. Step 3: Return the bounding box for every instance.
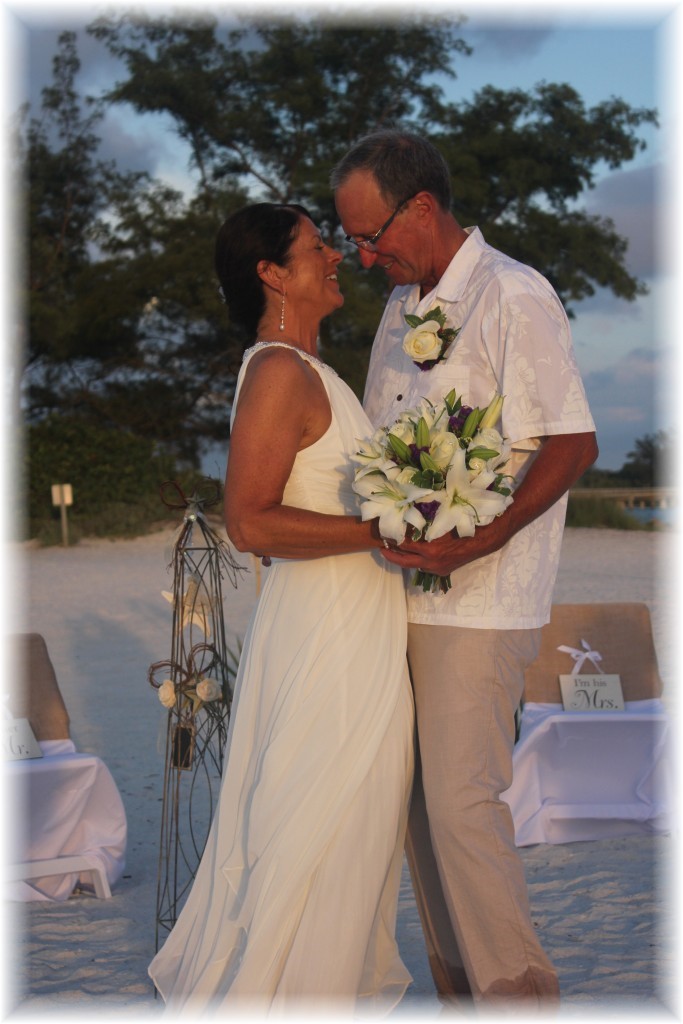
[214,202,310,339]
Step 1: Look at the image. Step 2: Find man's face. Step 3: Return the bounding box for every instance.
[334,169,428,287]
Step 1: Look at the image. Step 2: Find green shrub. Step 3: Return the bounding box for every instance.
[24,415,214,544]
[566,495,647,530]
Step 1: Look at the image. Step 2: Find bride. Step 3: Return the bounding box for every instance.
[148,202,414,1015]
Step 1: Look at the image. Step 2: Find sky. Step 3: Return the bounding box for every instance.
[3,0,681,470]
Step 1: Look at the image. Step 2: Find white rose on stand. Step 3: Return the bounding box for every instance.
[196,677,223,702]
[158,679,177,709]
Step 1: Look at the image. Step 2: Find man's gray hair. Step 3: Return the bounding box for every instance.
[330,128,452,211]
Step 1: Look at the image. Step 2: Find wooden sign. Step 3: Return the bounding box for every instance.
[559,674,625,712]
[51,484,73,506]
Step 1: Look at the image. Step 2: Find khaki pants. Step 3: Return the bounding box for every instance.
[406,623,560,1010]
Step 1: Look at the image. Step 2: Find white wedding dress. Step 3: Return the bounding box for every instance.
[149,343,414,1016]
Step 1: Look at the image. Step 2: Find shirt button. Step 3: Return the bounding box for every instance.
[397,394,403,401]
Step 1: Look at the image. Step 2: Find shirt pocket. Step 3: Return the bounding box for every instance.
[421,365,472,405]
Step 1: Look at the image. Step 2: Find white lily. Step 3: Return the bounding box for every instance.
[351,432,398,481]
[425,448,513,540]
[353,470,435,543]
[414,397,448,433]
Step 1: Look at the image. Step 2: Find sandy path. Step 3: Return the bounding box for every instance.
[4,527,678,1020]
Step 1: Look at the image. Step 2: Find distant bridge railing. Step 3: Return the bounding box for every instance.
[569,487,677,510]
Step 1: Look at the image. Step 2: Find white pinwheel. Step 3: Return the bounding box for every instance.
[425,448,513,541]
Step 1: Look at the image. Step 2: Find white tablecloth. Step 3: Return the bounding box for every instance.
[5,740,128,901]
[502,699,673,846]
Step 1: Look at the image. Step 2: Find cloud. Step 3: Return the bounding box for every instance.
[582,345,671,468]
[24,25,121,107]
[97,107,193,184]
[461,25,555,59]
[584,162,659,281]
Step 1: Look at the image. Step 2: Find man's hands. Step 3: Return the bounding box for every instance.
[382,511,510,575]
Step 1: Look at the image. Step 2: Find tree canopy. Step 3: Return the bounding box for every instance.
[20,14,658,465]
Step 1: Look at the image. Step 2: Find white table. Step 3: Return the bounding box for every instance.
[5,740,128,901]
[502,700,673,846]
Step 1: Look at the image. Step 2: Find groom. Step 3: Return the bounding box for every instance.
[333,129,598,1009]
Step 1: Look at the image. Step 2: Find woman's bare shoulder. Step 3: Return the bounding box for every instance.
[244,345,319,390]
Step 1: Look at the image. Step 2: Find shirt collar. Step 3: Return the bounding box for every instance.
[403,226,484,317]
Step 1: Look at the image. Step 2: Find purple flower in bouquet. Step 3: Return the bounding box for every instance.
[448,406,473,433]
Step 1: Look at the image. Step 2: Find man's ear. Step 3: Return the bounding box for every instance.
[413,191,437,222]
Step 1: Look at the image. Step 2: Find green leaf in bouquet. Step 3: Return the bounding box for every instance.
[419,451,442,474]
[387,432,413,464]
[404,314,424,328]
[444,390,462,416]
[412,466,444,489]
[467,447,500,462]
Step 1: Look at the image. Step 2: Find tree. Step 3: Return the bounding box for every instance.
[22,15,658,465]
[88,13,471,209]
[19,31,250,462]
[436,83,656,310]
[620,431,674,487]
[87,12,657,374]
[21,32,153,420]
[577,430,674,488]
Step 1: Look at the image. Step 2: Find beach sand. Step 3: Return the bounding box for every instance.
[3,526,679,1021]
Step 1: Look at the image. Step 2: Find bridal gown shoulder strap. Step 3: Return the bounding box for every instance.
[243,342,338,377]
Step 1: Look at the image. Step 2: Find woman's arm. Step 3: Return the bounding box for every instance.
[225,348,382,559]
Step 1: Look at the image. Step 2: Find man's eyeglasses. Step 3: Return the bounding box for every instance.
[344,196,413,252]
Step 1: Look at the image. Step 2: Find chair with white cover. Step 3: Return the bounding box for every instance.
[4,633,128,900]
[501,603,673,846]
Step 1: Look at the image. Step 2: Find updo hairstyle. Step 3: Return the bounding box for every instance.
[215,202,310,339]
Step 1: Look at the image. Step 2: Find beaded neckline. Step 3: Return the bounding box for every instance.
[246,341,337,377]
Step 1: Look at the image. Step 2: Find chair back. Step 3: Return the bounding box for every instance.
[523,603,663,704]
[7,633,71,741]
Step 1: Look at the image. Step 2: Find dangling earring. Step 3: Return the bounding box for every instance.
[279,291,286,332]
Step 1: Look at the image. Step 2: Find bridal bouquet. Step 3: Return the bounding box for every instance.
[352,390,514,594]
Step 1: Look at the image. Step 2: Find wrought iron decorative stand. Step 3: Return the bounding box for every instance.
[148,481,245,951]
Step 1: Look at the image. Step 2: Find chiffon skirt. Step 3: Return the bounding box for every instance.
[149,548,414,1016]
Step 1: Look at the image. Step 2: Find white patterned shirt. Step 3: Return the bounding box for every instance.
[363,227,596,629]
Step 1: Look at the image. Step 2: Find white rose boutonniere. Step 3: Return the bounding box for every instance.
[403,306,460,371]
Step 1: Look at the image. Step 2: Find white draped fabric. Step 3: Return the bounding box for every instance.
[149,345,414,1015]
[502,700,672,846]
[6,739,127,901]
